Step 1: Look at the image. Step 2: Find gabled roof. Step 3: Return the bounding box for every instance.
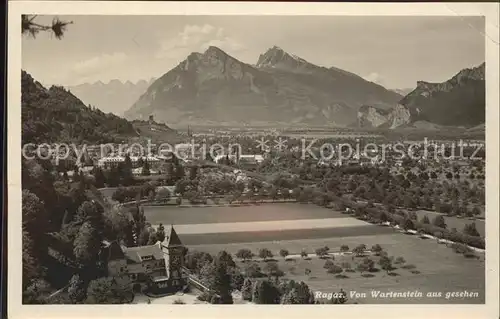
[123,243,164,263]
[163,225,183,247]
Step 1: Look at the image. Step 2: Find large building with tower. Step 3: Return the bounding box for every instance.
[101,225,187,294]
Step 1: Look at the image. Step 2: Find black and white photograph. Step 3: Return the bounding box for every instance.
[7,2,500,319]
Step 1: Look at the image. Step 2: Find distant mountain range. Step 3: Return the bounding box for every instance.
[66,78,156,116]
[22,71,176,145]
[124,46,403,127]
[358,62,485,129]
[390,88,413,96]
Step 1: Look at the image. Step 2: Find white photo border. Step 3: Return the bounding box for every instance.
[7,2,500,319]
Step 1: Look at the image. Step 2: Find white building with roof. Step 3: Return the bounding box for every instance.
[97,155,161,169]
[97,156,126,168]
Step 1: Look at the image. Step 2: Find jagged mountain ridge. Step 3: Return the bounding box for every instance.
[67,78,156,116]
[391,88,413,96]
[357,104,411,129]
[358,63,485,129]
[22,70,141,144]
[124,46,402,126]
[399,62,485,126]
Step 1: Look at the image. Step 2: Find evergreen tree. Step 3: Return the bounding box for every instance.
[241,278,253,301]
[147,229,158,245]
[137,228,150,246]
[142,160,151,176]
[156,223,166,242]
[22,189,48,241]
[463,222,480,237]
[93,167,106,188]
[124,220,136,247]
[85,277,132,304]
[200,261,233,304]
[421,215,430,225]
[22,230,40,289]
[189,166,198,180]
[215,250,236,269]
[73,221,101,265]
[433,215,447,229]
[252,280,280,304]
[68,274,87,303]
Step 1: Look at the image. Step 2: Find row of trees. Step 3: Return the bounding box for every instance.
[257,154,485,210]
[343,201,485,250]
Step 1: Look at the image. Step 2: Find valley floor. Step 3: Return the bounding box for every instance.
[140,202,485,304]
[188,234,485,304]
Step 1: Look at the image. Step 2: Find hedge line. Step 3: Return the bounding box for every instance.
[339,199,485,250]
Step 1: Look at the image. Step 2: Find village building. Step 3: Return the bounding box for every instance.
[97,156,161,169]
[97,156,125,168]
[214,154,264,167]
[129,156,160,168]
[101,225,188,294]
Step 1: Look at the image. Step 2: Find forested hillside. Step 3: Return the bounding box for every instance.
[22,70,138,145]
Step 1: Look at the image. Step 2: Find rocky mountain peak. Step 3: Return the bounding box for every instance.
[398,62,485,127]
[203,46,229,59]
[452,62,485,83]
[415,62,485,92]
[256,45,308,69]
[125,47,404,127]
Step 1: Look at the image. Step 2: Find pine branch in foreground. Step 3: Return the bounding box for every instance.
[22,15,73,39]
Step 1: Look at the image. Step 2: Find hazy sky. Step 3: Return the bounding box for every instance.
[22,15,485,89]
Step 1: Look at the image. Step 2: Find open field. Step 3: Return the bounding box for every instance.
[173,226,395,245]
[165,218,370,234]
[143,203,484,304]
[415,210,485,237]
[188,234,485,304]
[143,203,345,225]
[146,203,394,244]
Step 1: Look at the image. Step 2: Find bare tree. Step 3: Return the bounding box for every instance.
[22,15,73,39]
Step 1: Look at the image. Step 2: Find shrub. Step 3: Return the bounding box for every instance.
[279,249,289,259]
[420,215,430,225]
[341,262,353,272]
[323,259,334,269]
[244,263,262,278]
[340,245,349,253]
[451,243,472,254]
[315,247,329,259]
[371,244,383,255]
[463,251,477,259]
[210,294,222,304]
[258,248,273,261]
[327,264,343,276]
[394,256,406,265]
[236,249,253,261]
[197,291,214,302]
[463,222,480,237]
